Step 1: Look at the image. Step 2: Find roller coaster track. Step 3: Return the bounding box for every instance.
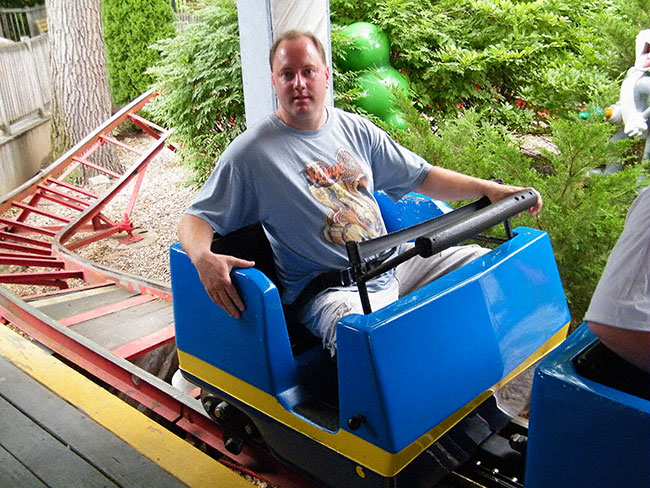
[0,92,316,488]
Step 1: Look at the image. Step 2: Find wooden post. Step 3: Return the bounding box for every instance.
[0,90,11,137]
[24,36,47,119]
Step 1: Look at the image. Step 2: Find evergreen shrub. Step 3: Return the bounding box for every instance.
[147,0,244,184]
[394,100,645,324]
[102,0,176,106]
[0,0,43,7]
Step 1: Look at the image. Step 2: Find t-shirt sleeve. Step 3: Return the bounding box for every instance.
[583,187,650,332]
[185,157,258,236]
[364,120,430,202]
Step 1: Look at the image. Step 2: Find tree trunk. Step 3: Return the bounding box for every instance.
[46,0,119,175]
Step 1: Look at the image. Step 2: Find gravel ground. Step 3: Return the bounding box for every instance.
[74,132,198,284]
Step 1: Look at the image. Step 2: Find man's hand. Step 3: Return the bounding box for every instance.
[193,250,255,319]
[484,183,543,216]
[178,214,255,319]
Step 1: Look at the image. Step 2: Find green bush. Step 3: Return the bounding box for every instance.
[329,0,636,132]
[0,0,43,7]
[394,101,644,325]
[102,0,177,106]
[147,0,244,184]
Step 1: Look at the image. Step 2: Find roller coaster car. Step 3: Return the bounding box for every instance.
[170,190,571,487]
[525,322,650,488]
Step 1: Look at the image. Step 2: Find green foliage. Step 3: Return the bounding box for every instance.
[394,100,644,324]
[146,0,244,184]
[595,0,650,78]
[102,0,176,106]
[0,0,43,7]
[329,0,633,132]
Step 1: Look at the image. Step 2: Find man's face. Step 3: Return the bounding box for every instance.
[271,36,330,130]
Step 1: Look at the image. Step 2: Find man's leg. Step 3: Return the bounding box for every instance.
[395,243,490,297]
[297,282,399,356]
[587,321,650,374]
[297,243,488,356]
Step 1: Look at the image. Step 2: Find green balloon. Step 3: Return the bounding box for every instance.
[375,66,410,96]
[354,69,410,128]
[385,112,408,130]
[356,71,395,119]
[337,22,390,72]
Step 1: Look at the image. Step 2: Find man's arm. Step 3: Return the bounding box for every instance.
[415,166,543,215]
[178,213,254,319]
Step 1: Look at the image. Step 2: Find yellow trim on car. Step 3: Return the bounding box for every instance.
[178,322,570,477]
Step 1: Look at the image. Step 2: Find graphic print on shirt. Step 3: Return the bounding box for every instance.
[301,148,384,244]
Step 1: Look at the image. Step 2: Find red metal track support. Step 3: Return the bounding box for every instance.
[0,287,318,488]
[0,91,320,488]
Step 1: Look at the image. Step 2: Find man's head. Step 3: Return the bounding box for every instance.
[270,30,330,131]
[269,30,327,68]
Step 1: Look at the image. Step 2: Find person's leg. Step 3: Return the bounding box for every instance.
[395,243,490,297]
[297,282,399,356]
[587,321,650,374]
[297,243,490,355]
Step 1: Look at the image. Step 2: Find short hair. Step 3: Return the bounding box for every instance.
[269,30,327,69]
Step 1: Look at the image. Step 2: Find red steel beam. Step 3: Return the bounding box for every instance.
[44,178,99,199]
[128,113,168,134]
[11,201,71,224]
[0,257,65,268]
[19,282,113,301]
[99,134,144,155]
[0,242,52,255]
[111,323,175,360]
[0,231,52,249]
[58,294,155,327]
[64,227,122,251]
[0,270,83,285]
[0,218,57,237]
[36,190,89,212]
[71,156,122,179]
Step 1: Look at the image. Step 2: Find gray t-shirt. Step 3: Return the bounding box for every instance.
[186,108,430,304]
[584,185,650,331]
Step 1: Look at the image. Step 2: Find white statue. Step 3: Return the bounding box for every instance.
[609,29,650,159]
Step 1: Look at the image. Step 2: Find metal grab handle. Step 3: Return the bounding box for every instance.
[347,189,538,314]
[415,189,537,258]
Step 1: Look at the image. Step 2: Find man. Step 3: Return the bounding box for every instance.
[178,30,542,355]
[585,186,650,374]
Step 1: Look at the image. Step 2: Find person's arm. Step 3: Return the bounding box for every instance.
[587,321,650,374]
[414,166,543,215]
[178,213,254,319]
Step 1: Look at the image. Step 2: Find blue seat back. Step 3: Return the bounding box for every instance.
[170,242,298,398]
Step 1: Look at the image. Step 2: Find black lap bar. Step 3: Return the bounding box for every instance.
[346,189,538,314]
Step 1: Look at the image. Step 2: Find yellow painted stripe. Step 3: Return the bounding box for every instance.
[0,325,254,488]
[179,321,570,477]
[491,322,569,392]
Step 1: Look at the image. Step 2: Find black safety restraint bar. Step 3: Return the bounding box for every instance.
[346,189,538,314]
